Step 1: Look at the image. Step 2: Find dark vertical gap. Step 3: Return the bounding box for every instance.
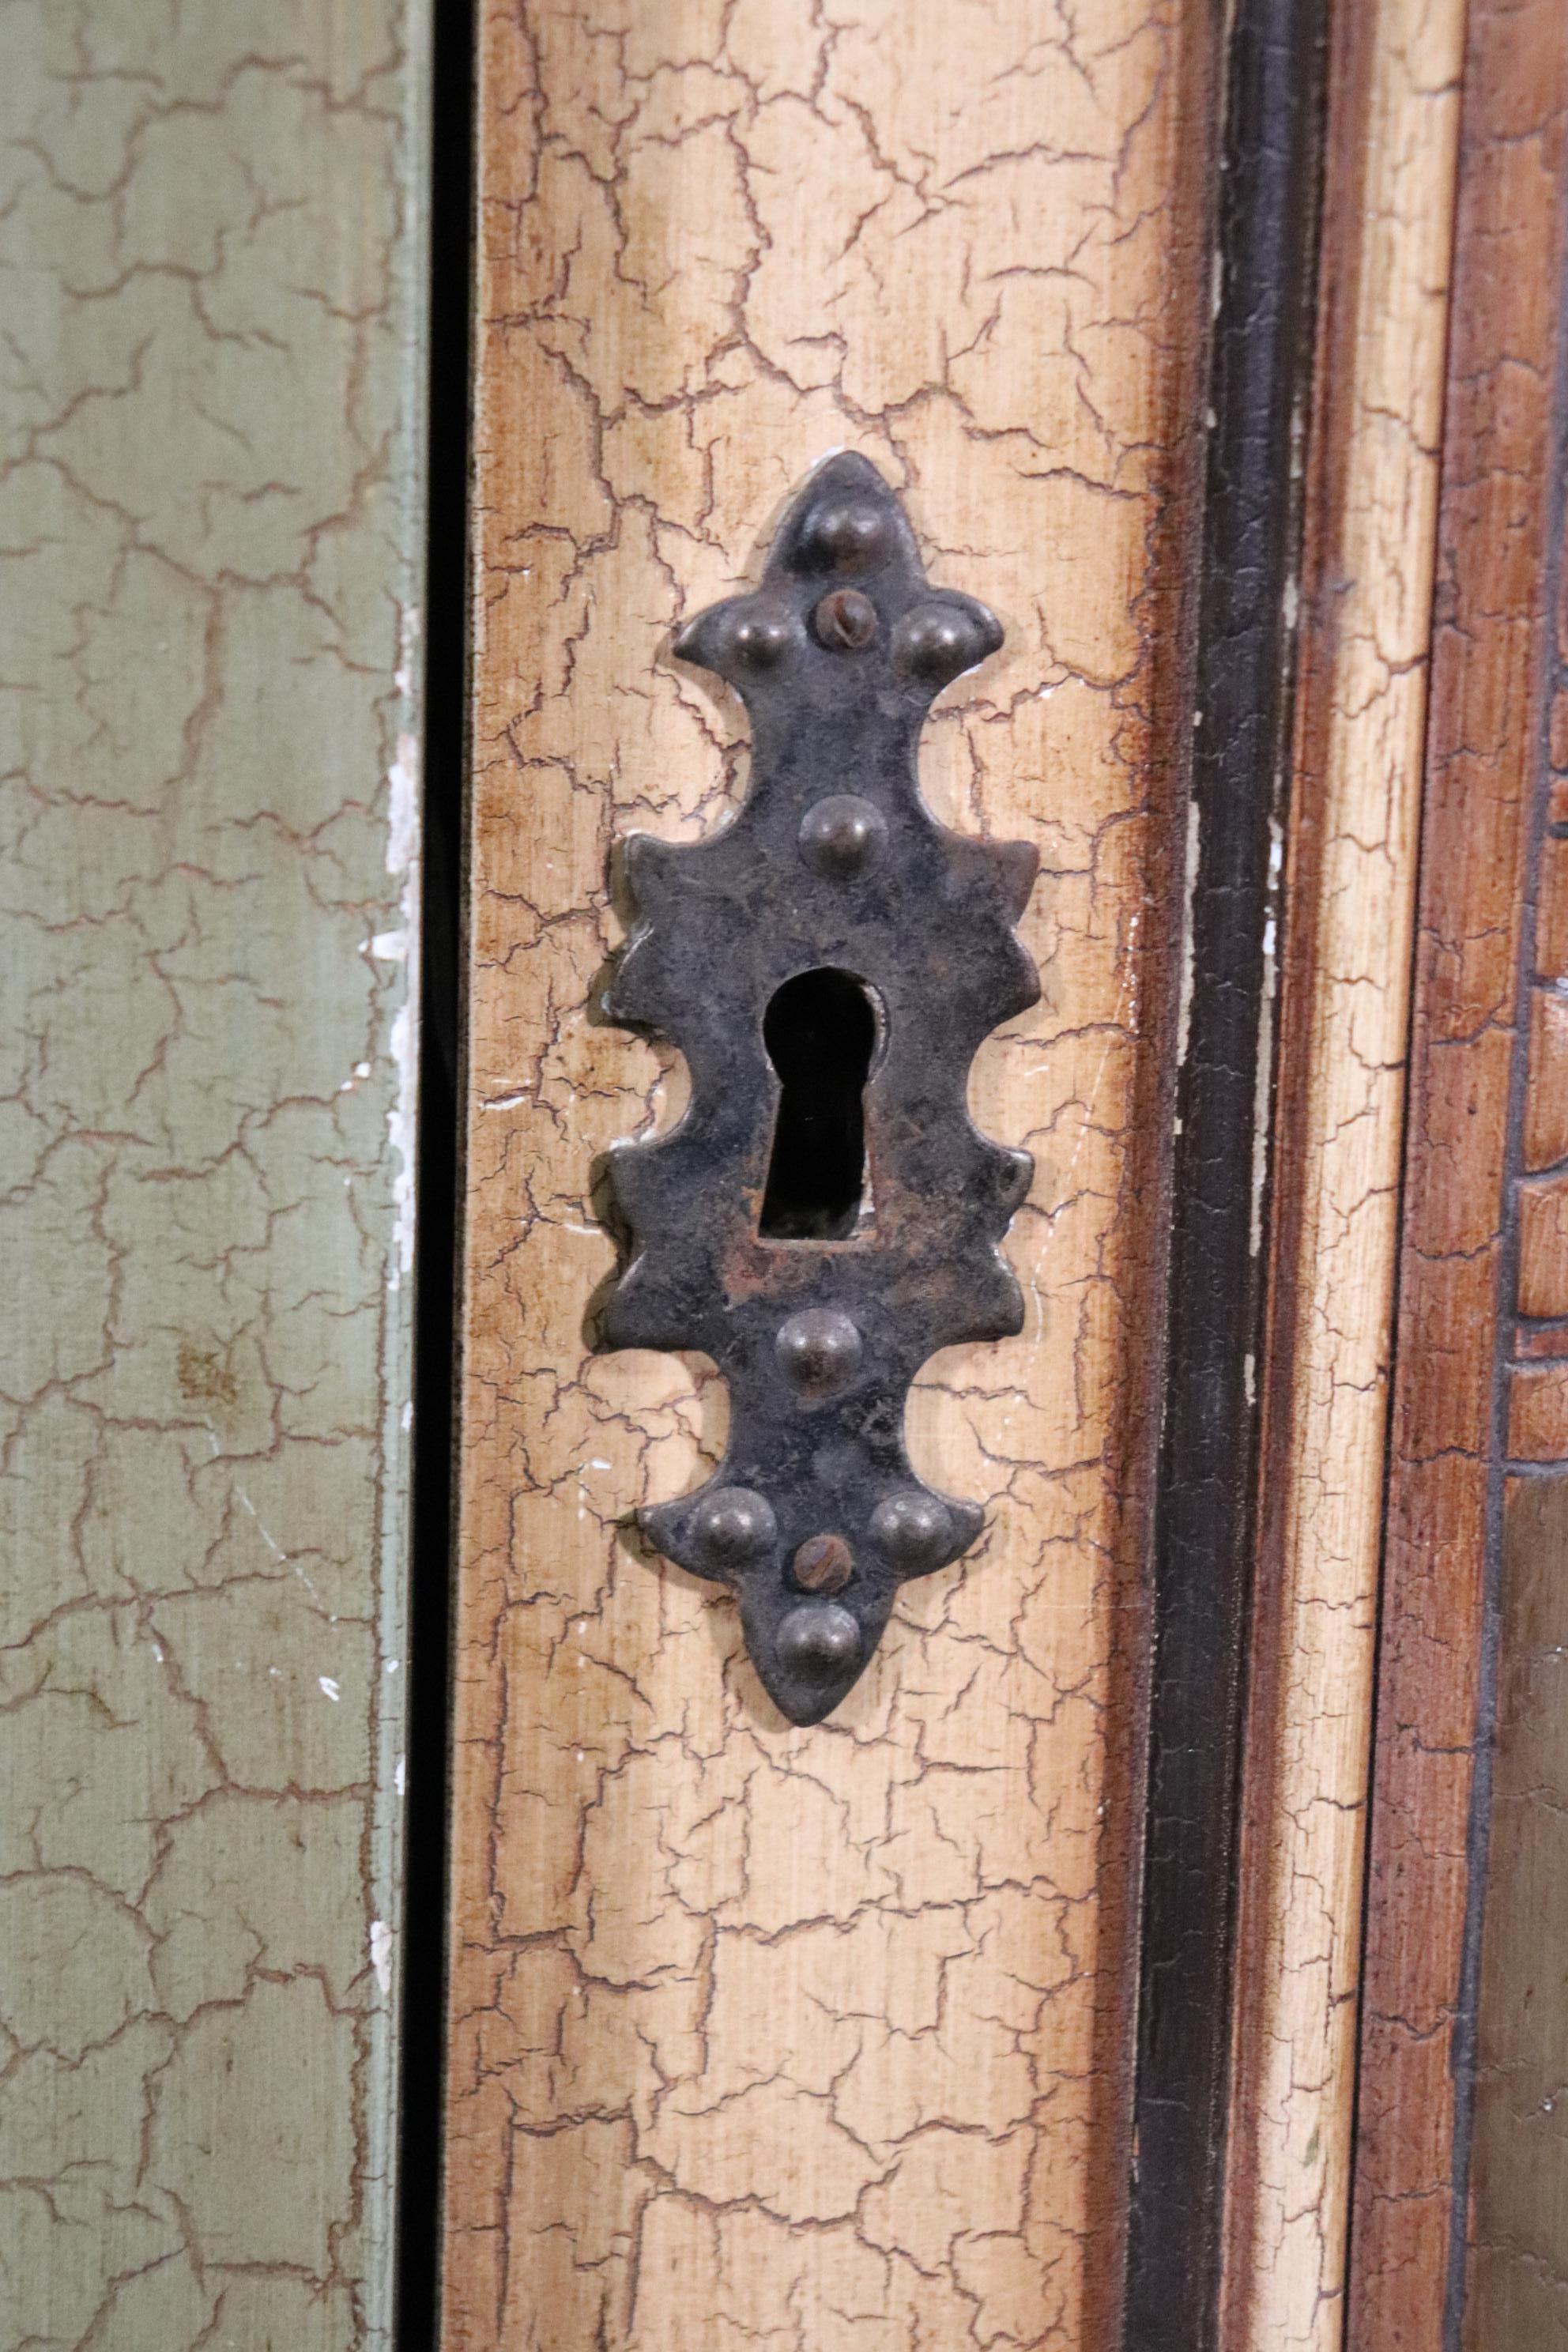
[1442,194,1568,2352]
[1123,4,1329,2346]
[395,0,475,2343]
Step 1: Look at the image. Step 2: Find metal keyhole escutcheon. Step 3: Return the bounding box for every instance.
[598,454,1040,1724]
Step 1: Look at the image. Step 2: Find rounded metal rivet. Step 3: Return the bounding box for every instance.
[798,794,887,878]
[797,497,891,575]
[725,605,793,669]
[689,1485,777,1570]
[775,1309,863,1398]
[814,587,879,652]
[792,1532,854,1593]
[775,1601,861,1679]
[895,599,1002,684]
[869,1491,952,1573]
[675,601,793,673]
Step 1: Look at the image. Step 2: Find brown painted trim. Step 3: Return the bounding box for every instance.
[1465,1471,1568,2345]
[1348,7,1568,2346]
[1462,108,1568,2349]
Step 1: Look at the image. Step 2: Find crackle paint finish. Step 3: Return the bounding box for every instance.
[443,4,1211,2347]
[1222,1,1467,2342]
[0,5,428,2346]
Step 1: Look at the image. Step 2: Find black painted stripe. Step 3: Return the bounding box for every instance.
[395,2,476,2342]
[1123,2,1329,2343]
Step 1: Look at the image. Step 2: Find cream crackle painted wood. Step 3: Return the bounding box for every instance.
[0,4,429,2346]
[1220,0,1468,2343]
[443,2,1212,2348]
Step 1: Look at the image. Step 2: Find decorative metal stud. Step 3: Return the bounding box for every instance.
[798,794,886,877]
[598,453,1038,1724]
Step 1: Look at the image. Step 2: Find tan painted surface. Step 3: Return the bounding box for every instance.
[1221,1,1467,2343]
[0,5,428,2344]
[443,2,1211,2345]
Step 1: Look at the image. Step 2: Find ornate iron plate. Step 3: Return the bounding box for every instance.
[598,453,1039,1724]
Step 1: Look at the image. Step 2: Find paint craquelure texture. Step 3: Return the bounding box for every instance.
[445,3,1205,2347]
[0,4,428,2345]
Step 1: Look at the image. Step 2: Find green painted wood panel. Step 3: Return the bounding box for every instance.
[0,5,431,2343]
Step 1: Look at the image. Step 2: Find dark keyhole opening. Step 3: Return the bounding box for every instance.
[760,968,878,1241]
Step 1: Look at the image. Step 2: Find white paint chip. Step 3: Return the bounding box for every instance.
[370,1919,394,1996]
[386,998,416,1285]
[379,710,423,1293]
[318,1675,341,1702]
[386,733,420,878]
[394,1754,407,1796]
[394,604,421,703]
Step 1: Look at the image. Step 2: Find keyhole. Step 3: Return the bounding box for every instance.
[760,969,878,1241]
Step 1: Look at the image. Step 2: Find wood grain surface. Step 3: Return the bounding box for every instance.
[1459,22,1568,2331]
[1468,1476,1568,2345]
[1219,0,1466,2343]
[0,4,430,2346]
[1342,6,1568,2345]
[442,4,1212,2346]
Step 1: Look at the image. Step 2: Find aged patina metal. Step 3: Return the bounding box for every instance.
[598,454,1039,1724]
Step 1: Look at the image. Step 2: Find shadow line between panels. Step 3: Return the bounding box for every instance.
[397,2,476,2343]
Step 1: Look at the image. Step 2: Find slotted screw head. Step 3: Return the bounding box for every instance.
[792,1533,854,1592]
[814,587,879,651]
